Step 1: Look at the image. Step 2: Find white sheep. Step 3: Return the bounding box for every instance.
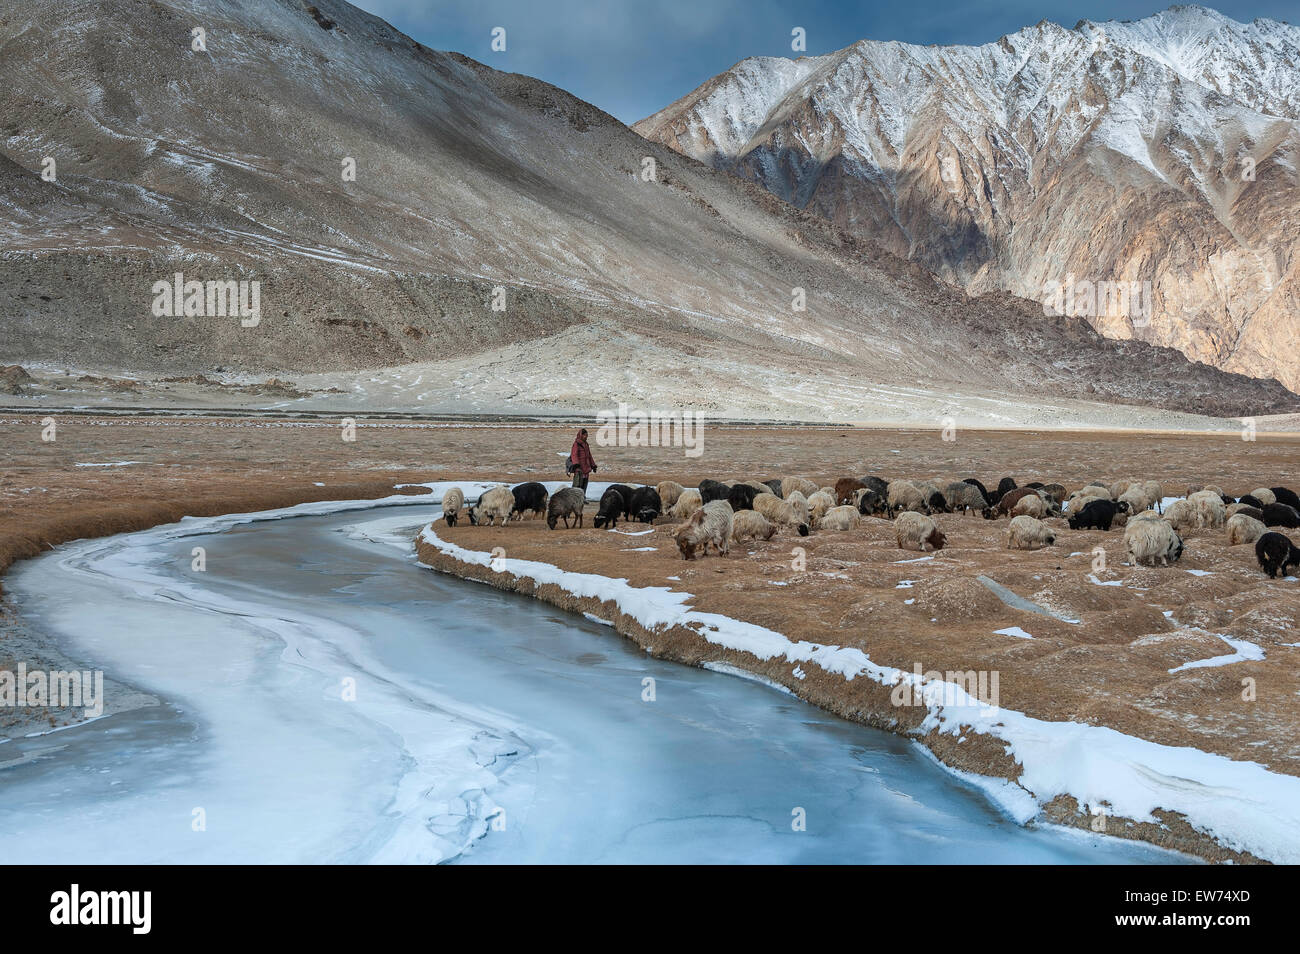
[783,490,811,527]
[806,490,837,527]
[1162,498,1197,530]
[670,488,703,520]
[732,509,777,542]
[780,476,819,500]
[1188,490,1226,529]
[674,500,734,559]
[817,505,861,532]
[1117,485,1151,516]
[467,486,514,526]
[1011,493,1047,519]
[656,480,685,510]
[441,487,465,527]
[895,511,946,552]
[1005,514,1056,550]
[1141,481,1164,512]
[754,492,810,536]
[1226,513,1266,546]
[1124,518,1184,566]
[1109,478,1138,499]
[887,480,928,515]
[1250,488,1277,506]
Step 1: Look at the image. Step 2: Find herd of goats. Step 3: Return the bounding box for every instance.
[435,475,1300,579]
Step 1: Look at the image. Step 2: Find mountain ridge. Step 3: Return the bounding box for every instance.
[634,4,1300,392]
[0,0,1295,422]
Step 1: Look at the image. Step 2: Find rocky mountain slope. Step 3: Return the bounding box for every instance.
[0,0,1294,422]
[635,5,1300,393]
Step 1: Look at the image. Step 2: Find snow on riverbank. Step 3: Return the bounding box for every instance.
[418,506,1300,864]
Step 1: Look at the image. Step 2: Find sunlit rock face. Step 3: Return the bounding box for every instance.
[636,6,1300,392]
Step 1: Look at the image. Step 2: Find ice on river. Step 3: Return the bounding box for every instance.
[0,498,1190,864]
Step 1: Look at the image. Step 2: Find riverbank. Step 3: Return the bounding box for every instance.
[414,485,1300,865]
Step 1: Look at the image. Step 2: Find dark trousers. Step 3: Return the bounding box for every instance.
[572,472,589,491]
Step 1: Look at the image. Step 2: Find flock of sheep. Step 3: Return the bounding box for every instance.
[438,474,1300,579]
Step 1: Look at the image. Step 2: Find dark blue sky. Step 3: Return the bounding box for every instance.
[353,1,1297,123]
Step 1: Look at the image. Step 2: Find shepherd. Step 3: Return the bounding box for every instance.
[568,427,597,491]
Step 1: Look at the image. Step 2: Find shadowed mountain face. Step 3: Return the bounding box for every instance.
[0,0,1294,421]
[635,5,1300,394]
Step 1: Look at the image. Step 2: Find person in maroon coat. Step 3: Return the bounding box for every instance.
[569,428,597,490]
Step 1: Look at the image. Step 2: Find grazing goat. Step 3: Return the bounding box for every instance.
[468,486,515,527]
[546,488,586,529]
[594,486,628,529]
[731,509,777,542]
[1005,515,1055,550]
[655,480,685,510]
[509,481,549,521]
[1124,518,1184,567]
[629,486,663,523]
[1256,532,1300,579]
[441,487,465,527]
[675,500,734,560]
[1226,513,1266,547]
[895,511,946,552]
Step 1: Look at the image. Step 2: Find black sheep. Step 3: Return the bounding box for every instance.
[1068,498,1121,531]
[727,484,759,511]
[606,483,636,518]
[594,487,627,529]
[860,476,890,496]
[926,490,950,514]
[629,486,663,523]
[1238,494,1264,509]
[762,479,784,498]
[1256,532,1300,579]
[1236,506,1265,521]
[1272,487,1300,510]
[996,477,1018,496]
[699,479,730,504]
[1261,503,1300,528]
[856,490,886,517]
[509,481,549,521]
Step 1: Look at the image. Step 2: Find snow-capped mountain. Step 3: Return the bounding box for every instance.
[0,0,1293,420]
[635,5,1300,391]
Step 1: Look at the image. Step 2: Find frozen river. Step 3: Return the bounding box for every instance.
[0,501,1187,863]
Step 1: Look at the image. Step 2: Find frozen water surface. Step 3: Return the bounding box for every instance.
[0,504,1189,864]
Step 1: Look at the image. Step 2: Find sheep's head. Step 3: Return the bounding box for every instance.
[467,506,480,526]
[926,528,947,551]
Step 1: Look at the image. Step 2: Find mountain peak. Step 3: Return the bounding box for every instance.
[635,4,1300,394]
